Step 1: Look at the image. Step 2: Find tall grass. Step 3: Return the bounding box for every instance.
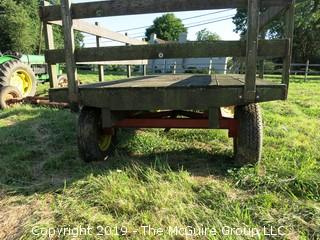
[0,76,319,239]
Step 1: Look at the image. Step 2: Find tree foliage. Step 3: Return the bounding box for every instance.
[0,0,83,54]
[0,0,37,53]
[196,29,221,41]
[145,13,187,41]
[232,0,320,61]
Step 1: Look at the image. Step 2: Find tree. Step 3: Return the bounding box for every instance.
[196,29,221,41]
[0,0,83,54]
[145,13,187,41]
[232,0,320,61]
[0,0,36,53]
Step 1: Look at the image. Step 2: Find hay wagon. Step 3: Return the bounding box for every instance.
[40,0,295,165]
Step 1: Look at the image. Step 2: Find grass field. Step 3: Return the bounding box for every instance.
[0,74,319,239]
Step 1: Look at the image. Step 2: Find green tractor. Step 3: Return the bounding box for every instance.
[0,52,66,109]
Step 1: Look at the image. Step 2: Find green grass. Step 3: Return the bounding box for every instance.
[0,74,319,239]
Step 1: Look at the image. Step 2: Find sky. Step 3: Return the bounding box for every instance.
[72,0,240,47]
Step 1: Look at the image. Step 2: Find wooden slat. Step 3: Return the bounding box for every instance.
[43,1,58,88]
[49,19,146,45]
[45,40,287,64]
[244,0,259,102]
[282,1,295,91]
[61,0,79,106]
[49,83,287,110]
[40,0,293,22]
[95,22,104,82]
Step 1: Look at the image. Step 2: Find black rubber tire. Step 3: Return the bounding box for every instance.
[233,104,263,166]
[0,86,22,109]
[0,60,37,97]
[78,107,117,162]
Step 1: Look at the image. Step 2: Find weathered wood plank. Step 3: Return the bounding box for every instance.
[49,19,146,45]
[43,1,58,88]
[40,0,293,22]
[49,84,287,110]
[282,1,295,92]
[45,40,288,64]
[95,22,104,82]
[61,0,79,106]
[244,0,259,102]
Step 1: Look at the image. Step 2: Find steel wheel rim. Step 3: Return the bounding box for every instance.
[11,69,33,96]
[98,134,112,151]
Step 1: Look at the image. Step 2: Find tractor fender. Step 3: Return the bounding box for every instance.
[0,55,19,65]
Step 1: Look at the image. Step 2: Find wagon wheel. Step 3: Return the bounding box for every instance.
[0,60,37,97]
[233,104,263,166]
[78,107,117,162]
[0,86,22,109]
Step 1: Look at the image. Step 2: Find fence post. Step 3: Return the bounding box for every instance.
[95,22,104,82]
[208,59,213,75]
[304,59,309,82]
[259,59,264,79]
[143,65,147,76]
[173,62,177,75]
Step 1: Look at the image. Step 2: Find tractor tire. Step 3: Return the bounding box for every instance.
[233,104,263,166]
[78,107,117,162]
[0,60,37,97]
[57,75,68,88]
[0,86,22,109]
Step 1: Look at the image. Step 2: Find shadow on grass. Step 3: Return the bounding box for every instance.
[0,108,235,196]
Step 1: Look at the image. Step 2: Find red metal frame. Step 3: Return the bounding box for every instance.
[112,110,239,138]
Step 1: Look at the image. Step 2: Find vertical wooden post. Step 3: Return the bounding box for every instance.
[258,59,264,79]
[142,64,147,76]
[208,59,213,75]
[173,61,177,75]
[95,22,104,82]
[282,1,295,91]
[152,60,156,74]
[304,59,309,82]
[42,1,58,88]
[61,0,78,109]
[125,33,131,78]
[244,0,259,102]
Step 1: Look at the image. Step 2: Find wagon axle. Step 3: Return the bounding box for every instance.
[111,110,239,138]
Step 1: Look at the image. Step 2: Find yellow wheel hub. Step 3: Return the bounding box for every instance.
[98,134,112,151]
[10,69,33,96]
[221,106,235,118]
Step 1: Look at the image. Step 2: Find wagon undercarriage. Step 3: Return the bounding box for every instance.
[40,0,295,165]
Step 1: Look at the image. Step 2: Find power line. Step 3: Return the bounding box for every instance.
[182,9,232,21]
[84,16,233,45]
[121,14,234,37]
[115,9,233,33]
[84,12,234,45]
[187,16,233,29]
[185,15,234,26]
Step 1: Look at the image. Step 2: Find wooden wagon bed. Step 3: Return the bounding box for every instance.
[49,74,286,110]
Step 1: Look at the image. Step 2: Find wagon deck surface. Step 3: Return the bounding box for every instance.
[50,74,286,110]
[40,0,295,164]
